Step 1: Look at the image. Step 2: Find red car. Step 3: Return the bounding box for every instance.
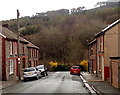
[70,66,81,75]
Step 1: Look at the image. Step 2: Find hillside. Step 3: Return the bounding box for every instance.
[2,2,120,64]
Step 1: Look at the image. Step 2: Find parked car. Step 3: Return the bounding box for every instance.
[36,65,48,76]
[23,67,41,81]
[70,66,81,75]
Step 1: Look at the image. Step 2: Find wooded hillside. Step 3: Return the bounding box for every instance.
[2,2,120,65]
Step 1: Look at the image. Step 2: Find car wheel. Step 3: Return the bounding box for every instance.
[39,74,41,78]
[36,75,39,80]
[43,73,45,77]
[24,78,27,82]
[46,72,48,76]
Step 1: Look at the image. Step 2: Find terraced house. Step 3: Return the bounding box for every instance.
[27,42,39,67]
[88,19,120,88]
[88,39,97,74]
[0,25,39,81]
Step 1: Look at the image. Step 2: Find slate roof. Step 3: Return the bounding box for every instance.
[88,39,97,46]
[2,26,28,43]
[95,19,120,38]
[27,42,39,49]
[1,26,39,49]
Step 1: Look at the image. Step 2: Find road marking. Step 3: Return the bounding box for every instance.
[80,75,87,82]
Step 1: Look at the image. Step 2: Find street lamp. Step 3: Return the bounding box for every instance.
[17,9,21,80]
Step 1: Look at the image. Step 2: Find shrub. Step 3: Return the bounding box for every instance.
[80,59,88,71]
[49,61,58,67]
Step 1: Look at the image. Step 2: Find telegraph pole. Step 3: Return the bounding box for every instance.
[17,9,21,80]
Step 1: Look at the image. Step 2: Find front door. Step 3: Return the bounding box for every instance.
[16,59,18,76]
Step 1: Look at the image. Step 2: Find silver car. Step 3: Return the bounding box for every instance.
[23,67,41,81]
[36,65,48,77]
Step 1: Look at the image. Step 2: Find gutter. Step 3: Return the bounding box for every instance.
[80,75,102,95]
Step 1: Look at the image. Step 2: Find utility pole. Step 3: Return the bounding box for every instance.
[17,9,21,80]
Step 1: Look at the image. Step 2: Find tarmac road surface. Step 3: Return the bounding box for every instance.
[2,71,90,94]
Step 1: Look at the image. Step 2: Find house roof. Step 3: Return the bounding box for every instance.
[2,26,28,44]
[95,19,120,38]
[1,26,39,49]
[88,39,97,46]
[20,37,39,49]
[27,42,39,49]
[0,33,6,38]
[102,19,120,32]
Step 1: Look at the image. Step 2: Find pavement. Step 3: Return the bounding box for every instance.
[81,72,120,95]
[0,79,21,90]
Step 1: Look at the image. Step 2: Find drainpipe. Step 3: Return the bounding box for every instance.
[88,46,90,73]
[96,40,98,77]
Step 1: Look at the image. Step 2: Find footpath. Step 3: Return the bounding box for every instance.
[0,79,22,90]
[81,72,120,95]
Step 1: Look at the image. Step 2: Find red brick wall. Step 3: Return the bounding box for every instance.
[110,59,119,88]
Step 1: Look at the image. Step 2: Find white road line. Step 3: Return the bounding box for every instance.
[80,75,97,95]
[80,75,87,82]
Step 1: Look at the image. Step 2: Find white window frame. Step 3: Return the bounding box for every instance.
[10,41,13,55]
[9,59,14,74]
[15,42,17,55]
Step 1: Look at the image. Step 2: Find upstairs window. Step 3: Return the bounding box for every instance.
[22,44,25,54]
[14,42,17,55]
[36,50,38,58]
[9,41,13,55]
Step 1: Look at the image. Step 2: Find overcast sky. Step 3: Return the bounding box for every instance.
[0,0,112,21]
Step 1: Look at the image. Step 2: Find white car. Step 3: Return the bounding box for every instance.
[36,65,48,76]
[23,67,41,81]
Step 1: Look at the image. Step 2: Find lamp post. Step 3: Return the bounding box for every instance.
[17,9,21,80]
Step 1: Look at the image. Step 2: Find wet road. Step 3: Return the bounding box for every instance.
[2,72,89,94]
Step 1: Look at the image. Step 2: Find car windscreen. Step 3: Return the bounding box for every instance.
[37,66,44,69]
[72,67,80,69]
[24,68,35,72]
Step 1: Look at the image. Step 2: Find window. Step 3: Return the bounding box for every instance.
[9,59,14,74]
[30,49,32,58]
[14,42,17,55]
[36,50,38,57]
[32,49,34,57]
[34,49,36,58]
[9,41,13,55]
[21,44,25,54]
[22,58,26,68]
